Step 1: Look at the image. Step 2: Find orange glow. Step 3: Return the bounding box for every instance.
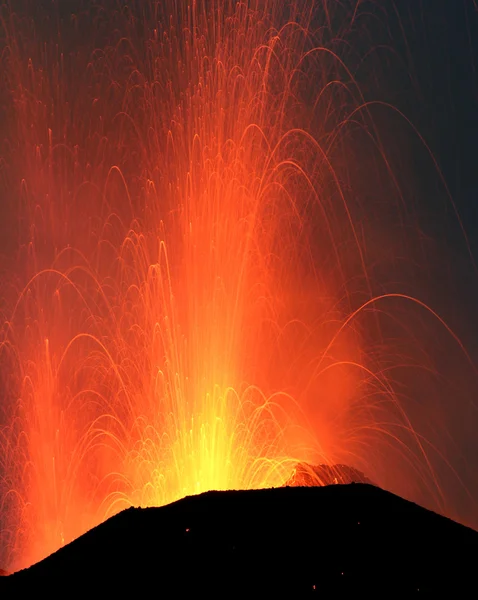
[0,0,476,572]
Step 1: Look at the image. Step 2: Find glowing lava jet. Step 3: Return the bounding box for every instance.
[0,0,476,572]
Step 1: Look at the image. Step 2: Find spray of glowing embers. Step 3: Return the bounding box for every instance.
[0,1,477,571]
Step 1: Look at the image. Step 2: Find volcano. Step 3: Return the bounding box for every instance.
[2,474,477,595]
[2,0,478,577]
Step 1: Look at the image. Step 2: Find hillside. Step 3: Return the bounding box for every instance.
[2,483,477,595]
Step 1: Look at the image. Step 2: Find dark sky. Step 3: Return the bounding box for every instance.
[367,0,478,521]
[384,1,478,529]
[393,0,478,240]
[400,1,478,367]
[342,0,478,353]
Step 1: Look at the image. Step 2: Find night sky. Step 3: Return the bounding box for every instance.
[393,0,478,379]
[371,0,478,255]
[382,0,478,342]
[371,0,478,524]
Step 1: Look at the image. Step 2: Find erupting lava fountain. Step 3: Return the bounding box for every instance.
[0,0,477,572]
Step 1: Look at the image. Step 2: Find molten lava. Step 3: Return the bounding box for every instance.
[284,463,374,487]
[0,0,476,573]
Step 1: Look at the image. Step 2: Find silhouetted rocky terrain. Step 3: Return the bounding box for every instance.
[2,478,477,595]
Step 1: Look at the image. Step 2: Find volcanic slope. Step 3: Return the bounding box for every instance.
[2,484,478,595]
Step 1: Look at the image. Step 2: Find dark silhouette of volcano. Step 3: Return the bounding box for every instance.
[2,466,478,595]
